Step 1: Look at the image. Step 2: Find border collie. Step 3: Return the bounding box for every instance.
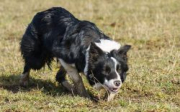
[20,7,131,101]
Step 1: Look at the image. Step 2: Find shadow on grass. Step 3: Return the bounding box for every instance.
[0,74,100,102]
[0,74,67,96]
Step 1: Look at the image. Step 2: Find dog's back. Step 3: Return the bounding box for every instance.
[20,7,78,70]
[21,7,108,71]
[20,7,131,100]
[20,7,109,97]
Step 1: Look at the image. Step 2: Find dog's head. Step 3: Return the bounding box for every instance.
[87,42,131,93]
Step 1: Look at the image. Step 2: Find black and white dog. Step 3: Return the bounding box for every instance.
[20,7,131,101]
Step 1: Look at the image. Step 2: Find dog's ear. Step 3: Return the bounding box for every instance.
[89,42,104,62]
[118,45,131,61]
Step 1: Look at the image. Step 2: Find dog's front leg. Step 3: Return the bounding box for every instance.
[59,59,90,98]
[20,65,30,87]
[69,71,90,98]
[107,93,116,101]
[56,67,74,92]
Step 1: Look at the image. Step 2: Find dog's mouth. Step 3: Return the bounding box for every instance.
[103,85,119,93]
[108,87,119,93]
[109,87,119,92]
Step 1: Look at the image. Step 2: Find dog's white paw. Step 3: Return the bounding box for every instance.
[107,93,116,102]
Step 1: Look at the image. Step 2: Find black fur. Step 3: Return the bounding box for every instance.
[21,7,108,71]
[87,44,130,85]
[20,7,131,98]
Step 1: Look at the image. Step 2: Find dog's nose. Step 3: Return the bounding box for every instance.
[114,80,121,87]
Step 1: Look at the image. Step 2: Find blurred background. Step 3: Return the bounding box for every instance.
[0,0,179,111]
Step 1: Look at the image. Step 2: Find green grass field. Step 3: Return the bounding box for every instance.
[0,0,180,111]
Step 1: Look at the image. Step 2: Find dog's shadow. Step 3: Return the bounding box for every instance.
[0,74,100,102]
[0,74,66,96]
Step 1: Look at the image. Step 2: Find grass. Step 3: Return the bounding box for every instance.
[0,0,180,111]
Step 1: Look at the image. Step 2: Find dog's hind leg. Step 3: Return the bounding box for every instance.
[20,65,30,87]
[56,66,74,92]
[59,59,90,98]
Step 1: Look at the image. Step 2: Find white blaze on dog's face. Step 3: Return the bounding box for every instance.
[103,57,122,93]
[87,40,131,96]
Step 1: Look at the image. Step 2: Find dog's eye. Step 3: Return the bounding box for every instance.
[116,64,121,71]
[105,66,111,74]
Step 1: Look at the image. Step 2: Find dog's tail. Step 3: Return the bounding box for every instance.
[20,24,53,70]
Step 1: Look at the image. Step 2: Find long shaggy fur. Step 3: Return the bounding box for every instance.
[20,7,131,100]
[21,7,108,71]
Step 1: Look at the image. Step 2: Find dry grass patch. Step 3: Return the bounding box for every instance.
[0,0,180,111]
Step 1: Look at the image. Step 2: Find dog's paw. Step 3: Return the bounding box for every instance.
[104,92,116,102]
[19,74,29,87]
[19,79,29,87]
[61,81,74,92]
